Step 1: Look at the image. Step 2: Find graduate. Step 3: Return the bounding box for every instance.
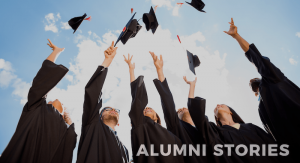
[124,53,185,163]
[151,67,209,162]
[224,18,300,162]
[186,77,283,163]
[76,41,129,163]
[0,39,77,163]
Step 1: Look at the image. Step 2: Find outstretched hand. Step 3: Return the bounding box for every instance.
[224,18,238,38]
[149,51,163,70]
[47,39,64,52]
[102,41,118,67]
[104,41,118,59]
[183,76,197,85]
[123,54,135,70]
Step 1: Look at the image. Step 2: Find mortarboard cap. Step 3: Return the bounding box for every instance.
[187,50,200,75]
[114,13,142,47]
[143,6,159,34]
[186,0,206,13]
[68,13,88,34]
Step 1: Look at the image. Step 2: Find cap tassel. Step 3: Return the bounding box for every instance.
[84,16,92,21]
[154,5,158,13]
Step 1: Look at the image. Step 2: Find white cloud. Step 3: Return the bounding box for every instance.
[0,58,30,104]
[296,32,300,38]
[44,13,61,33]
[289,58,298,65]
[172,5,180,16]
[88,31,92,35]
[61,22,71,30]
[151,0,173,9]
[65,74,73,82]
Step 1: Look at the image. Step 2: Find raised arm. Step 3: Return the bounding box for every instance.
[124,54,135,82]
[185,77,217,144]
[129,76,148,128]
[149,51,179,132]
[224,18,249,52]
[82,41,117,127]
[27,39,68,109]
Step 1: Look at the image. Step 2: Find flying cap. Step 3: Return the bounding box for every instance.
[68,13,88,34]
[143,6,159,34]
[187,50,200,75]
[114,12,142,47]
[186,0,206,13]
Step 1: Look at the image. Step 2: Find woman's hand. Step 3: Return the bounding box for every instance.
[183,76,197,85]
[47,39,65,52]
[224,18,238,38]
[149,51,163,70]
[123,54,135,70]
[102,41,118,67]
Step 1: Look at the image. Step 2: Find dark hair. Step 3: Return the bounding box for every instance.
[249,78,261,96]
[215,106,245,127]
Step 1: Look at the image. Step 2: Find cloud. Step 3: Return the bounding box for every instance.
[0,58,30,104]
[289,58,298,65]
[296,32,300,38]
[61,22,71,30]
[151,0,173,9]
[44,13,61,33]
[172,5,180,16]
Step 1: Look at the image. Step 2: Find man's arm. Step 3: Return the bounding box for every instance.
[82,41,118,127]
[224,18,250,52]
[27,39,68,109]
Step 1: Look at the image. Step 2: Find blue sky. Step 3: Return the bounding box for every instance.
[1,0,300,161]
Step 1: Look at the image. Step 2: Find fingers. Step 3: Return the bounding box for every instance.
[130,55,133,61]
[223,31,229,34]
[231,18,234,25]
[111,41,114,48]
[183,76,187,82]
[47,39,53,46]
[160,55,163,62]
[194,77,197,82]
[123,55,127,61]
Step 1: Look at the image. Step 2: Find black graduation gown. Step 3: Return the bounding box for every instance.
[76,66,129,163]
[188,97,282,163]
[153,78,209,163]
[129,76,185,163]
[0,60,77,163]
[245,44,300,162]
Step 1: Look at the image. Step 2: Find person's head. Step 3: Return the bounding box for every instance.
[99,107,120,126]
[249,78,261,96]
[143,107,161,125]
[214,104,245,127]
[48,99,64,116]
[177,107,191,121]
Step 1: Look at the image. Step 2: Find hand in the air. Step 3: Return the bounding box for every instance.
[149,51,163,70]
[183,76,197,85]
[224,18,238,38]
[47,39,65,52]
[123,54,135,70]
[104,41,118,60]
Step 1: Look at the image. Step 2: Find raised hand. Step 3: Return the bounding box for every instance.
[183,76,197,85]
[123,54,135,70]
[102,41,118,67]
[224,18,238,38]
[47,39,64,52]
[149,51,163,70]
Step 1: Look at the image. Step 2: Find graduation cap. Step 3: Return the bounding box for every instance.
[114,12,142,47]
[186,0,206,13]
[187,50,200,75]
[68,13,89,34]
[143,6,159,34]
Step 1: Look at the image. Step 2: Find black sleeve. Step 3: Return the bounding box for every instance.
[27,60,68,110]
[245,44,284,83]
[153,78,180,134]
[129,76,148,128]
[250,123,276,143]
[188,97,217,144]
[82,66,107,127]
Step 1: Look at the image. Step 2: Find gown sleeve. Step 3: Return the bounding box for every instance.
[153,78,180,134]
[27,60,68,110]
[129,76,148,128]
[250,123,276,143]
[188,97,218,145]
[82,66,107,127]
[245,44,284,83]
